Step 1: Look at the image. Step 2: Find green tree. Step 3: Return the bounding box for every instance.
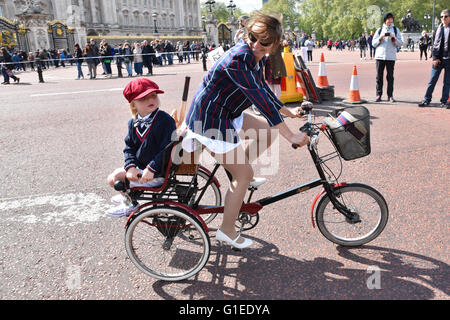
[200,1,247,24]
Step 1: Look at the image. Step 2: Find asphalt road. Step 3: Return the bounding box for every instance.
[0,49,448,300]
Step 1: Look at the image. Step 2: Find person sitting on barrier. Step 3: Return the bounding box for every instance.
[107,78,177,218]
[181,12,309,249]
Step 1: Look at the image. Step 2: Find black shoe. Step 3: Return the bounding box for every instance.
[375,95,382,102]
[439,103,449,109]
[388,96,396,103]
[418,100,430,107]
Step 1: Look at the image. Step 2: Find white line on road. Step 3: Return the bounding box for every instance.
[0,192,114,225]
[30,88,124,97]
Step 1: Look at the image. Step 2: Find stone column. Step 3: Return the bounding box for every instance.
[17,13,51,51]
[177,0,185,31]
[90,0,98,23]
[99,0,118,25]
[205,13,218,45]
[227,16,239,43]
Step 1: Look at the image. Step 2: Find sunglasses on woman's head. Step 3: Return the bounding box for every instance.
[248,32,272,47]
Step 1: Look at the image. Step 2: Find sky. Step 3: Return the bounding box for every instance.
[214,0,263,14]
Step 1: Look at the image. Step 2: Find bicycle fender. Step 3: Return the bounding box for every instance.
[125,201,210,233]
[310,183,348,228]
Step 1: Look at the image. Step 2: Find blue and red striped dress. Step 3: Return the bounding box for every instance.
[182,40,285,154]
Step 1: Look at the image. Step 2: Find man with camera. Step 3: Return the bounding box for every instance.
[372,12,403,102]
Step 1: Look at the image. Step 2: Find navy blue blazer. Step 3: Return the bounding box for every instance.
[185,40,284,144]
[123,109,176,177]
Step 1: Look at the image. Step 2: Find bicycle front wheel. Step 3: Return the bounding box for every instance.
[125,206,210,281]
[316,184,388,247]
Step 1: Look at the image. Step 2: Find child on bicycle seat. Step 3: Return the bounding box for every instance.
[107,78,177,218]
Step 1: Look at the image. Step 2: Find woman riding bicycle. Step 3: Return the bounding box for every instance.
[182,12,309,249]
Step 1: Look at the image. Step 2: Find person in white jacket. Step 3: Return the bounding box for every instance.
[372,12,403,102]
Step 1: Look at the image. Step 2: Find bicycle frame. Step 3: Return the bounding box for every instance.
[126,113,360,230]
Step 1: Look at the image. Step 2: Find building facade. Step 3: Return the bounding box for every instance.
[0,0,203,51]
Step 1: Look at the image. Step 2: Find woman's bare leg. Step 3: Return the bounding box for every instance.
[209,144,253,244]
[241,112,276,162]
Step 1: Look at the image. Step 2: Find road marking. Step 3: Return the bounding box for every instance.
[30,88,123,97]
[0,192,114,226]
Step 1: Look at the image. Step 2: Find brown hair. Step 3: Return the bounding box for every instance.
[247,12,283,51]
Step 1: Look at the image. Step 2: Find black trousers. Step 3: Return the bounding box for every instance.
[419,47,428,60]
[376,59,395,97]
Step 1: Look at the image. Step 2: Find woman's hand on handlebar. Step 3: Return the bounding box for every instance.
[290,131,310,149]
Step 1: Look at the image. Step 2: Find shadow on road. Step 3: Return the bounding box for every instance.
[152,237,449,300]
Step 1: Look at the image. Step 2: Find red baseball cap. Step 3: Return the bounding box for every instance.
[123,78,164,103]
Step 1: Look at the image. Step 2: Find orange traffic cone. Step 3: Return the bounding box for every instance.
[317,52,330,88]
[344,65,366,104]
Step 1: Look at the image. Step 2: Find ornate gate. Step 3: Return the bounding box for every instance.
[0,16,29,51]
[218,23,232,45]
[47,20,75,50]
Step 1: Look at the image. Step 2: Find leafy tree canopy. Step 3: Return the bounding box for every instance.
[259,0,448,40]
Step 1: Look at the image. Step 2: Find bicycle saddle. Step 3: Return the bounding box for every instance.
[250,177,267,188]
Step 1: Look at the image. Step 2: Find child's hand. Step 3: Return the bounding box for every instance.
[139,168,154,185]
[126,167,141,181]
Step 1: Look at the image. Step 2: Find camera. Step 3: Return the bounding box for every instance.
[385,32,391,37]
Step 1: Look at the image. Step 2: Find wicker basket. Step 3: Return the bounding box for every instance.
[176,151,199,175]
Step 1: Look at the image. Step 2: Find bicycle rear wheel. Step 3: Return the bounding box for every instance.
[316,183,388,247]
[125,206,210,281]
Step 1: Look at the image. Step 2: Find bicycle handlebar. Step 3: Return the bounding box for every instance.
[292,109,320,149]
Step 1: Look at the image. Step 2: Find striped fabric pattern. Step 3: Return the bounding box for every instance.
[185,40,284,143]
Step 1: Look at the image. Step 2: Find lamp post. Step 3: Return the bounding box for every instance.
[227,0,236,17]
[205,0,215,13]
[152,12,158,33]
[432,0,436,31]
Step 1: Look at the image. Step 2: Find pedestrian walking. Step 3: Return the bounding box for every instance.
[419,31,431,61]
[368,31,375,59]
[122,42,133,77]
[418,9,450,109]
[74,43,84,80]
[304,36,314,62]
[115,44,123,78]
[359,33,368,60]
[183,41,191,64]
[372,12,403,102]
[1,47,20,84]
[83,44,97,79]
[141,40,154,75]
[100,42,114,78]
[133,43,144,76]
